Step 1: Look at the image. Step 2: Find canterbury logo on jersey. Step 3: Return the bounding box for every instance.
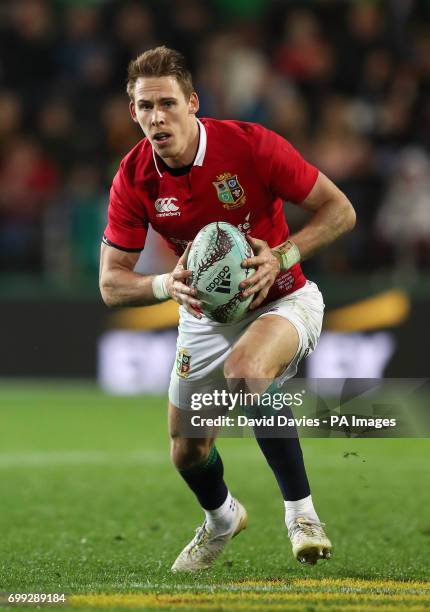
[155,197,181,217]
[206,266,231,294]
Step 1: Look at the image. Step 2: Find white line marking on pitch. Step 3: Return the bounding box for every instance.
[0,450,166,468]
[0,448,267,469]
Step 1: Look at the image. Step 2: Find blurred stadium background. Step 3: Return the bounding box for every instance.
[0,0,429,386]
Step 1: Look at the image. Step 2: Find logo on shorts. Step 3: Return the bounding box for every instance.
[213,173,246,210]
[155,197,181,217]
[176,347,191,378]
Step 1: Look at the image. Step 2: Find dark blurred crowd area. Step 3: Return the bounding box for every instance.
[1,0,430,287]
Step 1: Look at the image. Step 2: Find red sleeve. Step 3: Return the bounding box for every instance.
[247,123,318,203]
[103,164,148,251]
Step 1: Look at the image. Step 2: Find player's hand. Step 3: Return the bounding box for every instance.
[240,235,280,310]
[165,243,203,319]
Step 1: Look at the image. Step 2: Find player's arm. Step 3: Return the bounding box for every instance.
[99,242,202,318]
[239,125,355,309]
[99,243,154,307]
[241,172,355,309]
[273,171,356,265]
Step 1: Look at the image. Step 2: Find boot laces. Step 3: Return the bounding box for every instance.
[291,518,326,539]
[188,522,212,555]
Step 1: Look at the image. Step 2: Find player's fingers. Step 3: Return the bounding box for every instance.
[182,296,202,310]
[173,268,193,281]
[175,281,200,301]
[174,292,200,312]
[183,300,203,319]
[249,287,270,310]
[174,280,197,297]
[240,270,263,290]
[241,265,272,290]
[178,242,192,267]
[242,276,266,297]
[240,275,257,289]
[241,255,265,269]
[242,281,266,298]
[246,235,266,250]
[179,289,201,304]
[173,267,192,278]
[188,309,203,320]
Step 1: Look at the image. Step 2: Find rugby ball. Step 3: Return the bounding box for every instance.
[187,222,255,323]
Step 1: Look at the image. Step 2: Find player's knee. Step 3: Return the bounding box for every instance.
[224,350,271,381]
[170,438,210,470]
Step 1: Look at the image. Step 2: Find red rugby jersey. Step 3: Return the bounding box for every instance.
[104,118,319,301]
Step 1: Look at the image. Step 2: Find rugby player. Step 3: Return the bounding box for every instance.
[99,46,356,571]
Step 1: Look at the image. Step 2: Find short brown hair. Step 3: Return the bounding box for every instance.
[126,46,194,101]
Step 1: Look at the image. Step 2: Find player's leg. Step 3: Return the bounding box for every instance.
[224,283,331,564]
[168,401,229,526]
[167,301,250,571]
[169,401,247,571]
[224,315,315,512]
[224,315,312,502]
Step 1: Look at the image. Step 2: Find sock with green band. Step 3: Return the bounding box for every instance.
[178,446,228,511]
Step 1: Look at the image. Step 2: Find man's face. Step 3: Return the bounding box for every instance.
[130,76,199,164]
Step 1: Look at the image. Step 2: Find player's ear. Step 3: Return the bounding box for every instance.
[188,92,199,115]
[129,101,138,123]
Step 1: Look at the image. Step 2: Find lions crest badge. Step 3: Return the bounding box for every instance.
[213,173,246,210]
[176,347,191,378]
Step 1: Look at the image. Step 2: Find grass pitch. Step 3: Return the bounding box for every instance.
[0,381,429,610]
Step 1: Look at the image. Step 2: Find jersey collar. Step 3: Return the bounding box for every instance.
[152,118,207,177]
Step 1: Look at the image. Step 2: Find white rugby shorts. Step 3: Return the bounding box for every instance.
[168,280,324,410]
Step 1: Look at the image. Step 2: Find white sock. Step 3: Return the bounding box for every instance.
[204,491,236,532]
[284,494,319,530]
